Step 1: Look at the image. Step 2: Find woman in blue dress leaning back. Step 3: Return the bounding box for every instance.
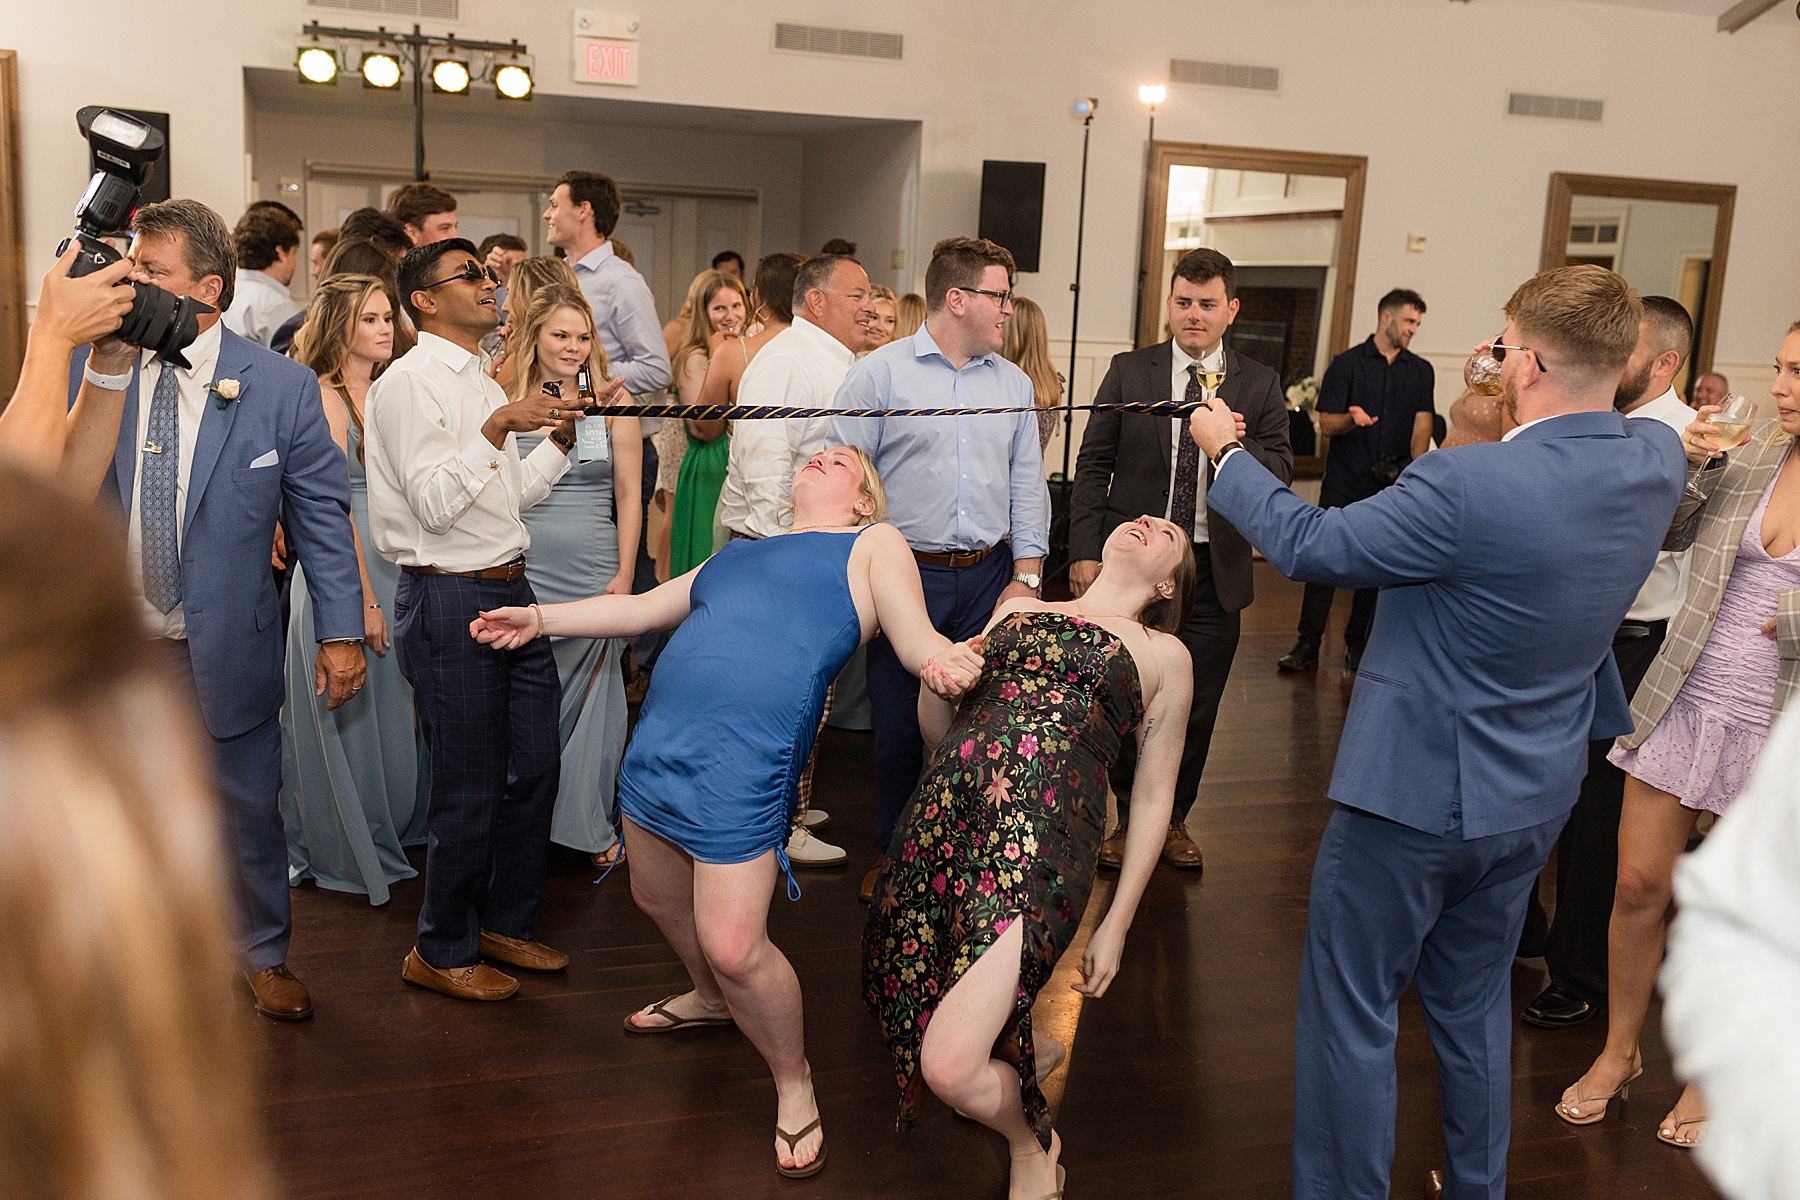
[470,446,984,1182]
[281,274,428,905]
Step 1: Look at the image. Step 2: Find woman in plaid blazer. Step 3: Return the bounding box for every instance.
[1559,332,1800,1150]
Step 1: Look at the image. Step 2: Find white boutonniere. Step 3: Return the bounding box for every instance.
[209,377,241,410]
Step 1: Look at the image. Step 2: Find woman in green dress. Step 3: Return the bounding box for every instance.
[863,517,1197,1200]
[668,270,747,577]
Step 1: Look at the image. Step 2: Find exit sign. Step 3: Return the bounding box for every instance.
[572,11,639,87]
[577,39,637,84]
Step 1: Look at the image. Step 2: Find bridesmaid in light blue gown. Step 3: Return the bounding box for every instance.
[281,275,430,905]
[505,282,643,866]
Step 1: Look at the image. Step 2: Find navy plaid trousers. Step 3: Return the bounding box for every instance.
[393,570,562,968]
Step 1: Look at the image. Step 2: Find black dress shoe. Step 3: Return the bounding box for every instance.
[1278,642,1320,672]
[1522,983,1594,1029]
[1424,1168,1443,1200]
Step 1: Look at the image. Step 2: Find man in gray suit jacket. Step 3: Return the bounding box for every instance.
[66,200,365,1022]
[1069,248,1292,872]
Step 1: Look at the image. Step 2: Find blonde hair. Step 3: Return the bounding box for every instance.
[676,270,748,378]
[1503,264,1642,382]
[506,284,612,403]
[849,444,887,525]
[894,292,926,339]
[1001,295,1062,410]
[292,274,410,461]
[0,463,271,1200]
[502,256,581,345]
[869,284,897,306]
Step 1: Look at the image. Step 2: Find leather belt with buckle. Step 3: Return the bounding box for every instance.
[402,558,527,581]
[913,545,998,569]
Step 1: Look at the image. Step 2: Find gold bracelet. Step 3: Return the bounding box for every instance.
[531,603,545,636]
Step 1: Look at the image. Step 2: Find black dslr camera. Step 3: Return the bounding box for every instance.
[57,106,210,366]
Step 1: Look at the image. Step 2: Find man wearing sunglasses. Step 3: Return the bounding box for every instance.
[363,238,581,1003]
[1187,264,1687,1200]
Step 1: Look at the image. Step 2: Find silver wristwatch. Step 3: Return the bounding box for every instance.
[1013,571,1042,591]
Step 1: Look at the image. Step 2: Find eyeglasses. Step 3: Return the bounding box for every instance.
[1489,336,1550,374]
[421,260,499,290]
[956,285,1014,308]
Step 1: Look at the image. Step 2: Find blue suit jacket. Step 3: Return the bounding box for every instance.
[1207,411,1686,838]
[73,328,363,739]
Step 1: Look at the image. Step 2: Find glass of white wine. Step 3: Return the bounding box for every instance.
[1702,393,1757,453]
[1197,365,1227,393]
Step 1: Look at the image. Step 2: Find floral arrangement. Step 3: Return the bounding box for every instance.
[208,377,241,410]
[1285,376,1319,412]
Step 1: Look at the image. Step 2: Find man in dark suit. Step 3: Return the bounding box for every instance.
[65,199,366,1022]
[1069,248,1291,872]
[1187,265,1686,1199]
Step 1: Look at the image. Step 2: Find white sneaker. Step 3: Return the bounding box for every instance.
[801,808,831,831]
[786,826,847,867]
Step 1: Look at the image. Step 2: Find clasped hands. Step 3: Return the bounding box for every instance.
[470,606,538,650]
[920,637,983,701]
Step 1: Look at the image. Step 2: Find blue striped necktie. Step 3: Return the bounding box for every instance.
[140,362,182,613]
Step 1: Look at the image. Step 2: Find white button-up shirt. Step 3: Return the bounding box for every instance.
[222,269,303,349]
[1168,340,1225,543]
[363,332,570,571]
[718,317,856,540]
[126,319,223,640]
[1624,387,1698,622]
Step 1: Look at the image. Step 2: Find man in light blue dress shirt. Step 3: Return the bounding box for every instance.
[543,169,673,664]
[831,237,1051,878]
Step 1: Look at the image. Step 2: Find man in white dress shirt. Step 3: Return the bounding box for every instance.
[717,254,876,868]
[222,206,304,349]
[1521,294,1700,1030]
[364,238,578,1003]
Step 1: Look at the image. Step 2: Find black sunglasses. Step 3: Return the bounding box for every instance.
[1489,335,1549,374]
[421,260,500,290]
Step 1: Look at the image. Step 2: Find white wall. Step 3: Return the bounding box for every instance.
[799,123,921,294]
[12,0,1800,406]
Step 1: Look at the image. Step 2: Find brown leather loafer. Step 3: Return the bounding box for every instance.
[479,930,569,972]
[1098,830,1127,870]
[402,948,519,1001]
[1162,823,1205,871]
[1425,1168,1444,1199]
[245,964,313,1021]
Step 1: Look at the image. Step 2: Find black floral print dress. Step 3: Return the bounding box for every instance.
[861,611,1144,1149]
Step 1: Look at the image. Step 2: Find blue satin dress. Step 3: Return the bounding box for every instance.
[281,423,431,905]
[618,530,864,889]
[517,428,629,857]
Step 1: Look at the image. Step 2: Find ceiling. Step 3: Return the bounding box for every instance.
[243,67,903,139]
[1546,0,1787,25]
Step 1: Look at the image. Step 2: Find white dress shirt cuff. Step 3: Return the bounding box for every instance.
[458,434,508,485]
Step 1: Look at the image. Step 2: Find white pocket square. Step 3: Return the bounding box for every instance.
[249,449,280,469]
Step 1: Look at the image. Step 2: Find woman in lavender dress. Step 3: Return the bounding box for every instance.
[1557,328,1800,1149]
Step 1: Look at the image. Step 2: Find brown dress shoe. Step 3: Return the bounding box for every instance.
[245,964,313,1021]
[402,948,519,1001]
[859,860,884,903]
[1162,823,1205,871]
[1097,830,1127,870]
[1425,1168,1444,1199]
[479,930,570,971]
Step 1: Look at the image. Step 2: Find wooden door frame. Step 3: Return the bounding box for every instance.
[0,50,25,396]
[1540,172,1736,374]
[1136,141,1368,358]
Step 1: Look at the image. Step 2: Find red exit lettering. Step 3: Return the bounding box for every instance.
[585,43,633,80]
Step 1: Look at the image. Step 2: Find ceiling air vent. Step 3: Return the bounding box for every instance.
[308,0,460,18]
[1507,92,1604,123]
[1169,58,1280,94]
[772,22,904,61]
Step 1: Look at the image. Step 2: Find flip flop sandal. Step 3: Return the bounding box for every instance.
[775,1116,827,1179]
[1028,1164,1066,1200]
[621,993,735,1035]
[1657,1115,1706,1148]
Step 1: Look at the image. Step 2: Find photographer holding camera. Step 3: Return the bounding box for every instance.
[1278,288,1436,675]
[63,192,368,1023]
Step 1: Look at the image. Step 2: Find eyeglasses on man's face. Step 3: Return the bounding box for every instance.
[422,259,500,291]
[1488,335,1549,374]
[956,285,1014,309]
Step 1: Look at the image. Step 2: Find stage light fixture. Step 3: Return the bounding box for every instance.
[361,50,402,89]
[494,62,534,100]
[431,57,471,94]
[297,45,339,85]
[1138,84,1167,106]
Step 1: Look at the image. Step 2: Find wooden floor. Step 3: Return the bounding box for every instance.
[256,563,1722,1199]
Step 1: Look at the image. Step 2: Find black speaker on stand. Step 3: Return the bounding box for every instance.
[977,160,1045,273]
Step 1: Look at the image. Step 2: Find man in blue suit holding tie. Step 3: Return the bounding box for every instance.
[1187,265,1687,1199]
[65,199,366,1022]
